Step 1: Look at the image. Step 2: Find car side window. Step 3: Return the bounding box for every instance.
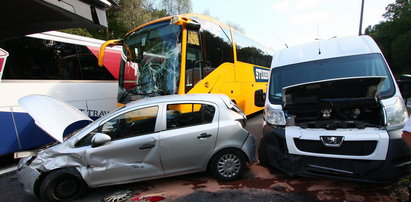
[75,106,158,147]
[101,106,159,140]
[167,103,215,129]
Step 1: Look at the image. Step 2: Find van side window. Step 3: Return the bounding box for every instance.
[166,103,215,129]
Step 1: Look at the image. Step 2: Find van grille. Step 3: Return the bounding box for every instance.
[293,138,377,156]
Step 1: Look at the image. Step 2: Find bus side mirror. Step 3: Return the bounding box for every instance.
[98,39,123,67]
[255,89,266,107]
[397,79,411,99]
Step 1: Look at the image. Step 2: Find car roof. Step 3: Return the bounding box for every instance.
[271,35,382,68]
[125,94,231,108]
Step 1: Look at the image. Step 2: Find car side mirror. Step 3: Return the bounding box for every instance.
[397,79,411,99]
[255,89,266,107]
[91,133,111,147]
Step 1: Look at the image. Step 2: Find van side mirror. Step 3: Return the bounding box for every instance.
[91,133,111,147]
[255,89,266,107]
[397,78,411,99]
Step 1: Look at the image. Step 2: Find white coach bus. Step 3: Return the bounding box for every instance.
[0,31,121,156]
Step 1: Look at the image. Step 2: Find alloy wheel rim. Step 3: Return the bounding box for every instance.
[217,153,241,178]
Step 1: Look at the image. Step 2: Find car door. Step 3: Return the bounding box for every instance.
[159,102,219,174]
[80,105,164,186]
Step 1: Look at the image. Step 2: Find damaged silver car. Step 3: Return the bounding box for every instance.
[16,94,255,201]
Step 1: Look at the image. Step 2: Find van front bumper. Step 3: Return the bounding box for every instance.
[260,124,411,183]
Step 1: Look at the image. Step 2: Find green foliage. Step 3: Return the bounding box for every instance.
[60,28,93,38]
[60,0,191,40]
[161,0,192,15]
[365,0,411,77]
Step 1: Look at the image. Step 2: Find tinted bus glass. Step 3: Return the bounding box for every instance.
[200,19,234,70]
[0,37,114,80]
[234,31,272,67]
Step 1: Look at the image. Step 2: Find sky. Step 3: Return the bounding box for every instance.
[191,0,394,51]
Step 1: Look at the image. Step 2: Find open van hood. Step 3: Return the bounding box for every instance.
[18,95,92,142]
[282,76,385,107]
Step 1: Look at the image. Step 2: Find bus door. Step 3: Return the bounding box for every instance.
[185,29,203,93]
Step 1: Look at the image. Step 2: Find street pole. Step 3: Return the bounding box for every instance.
[359,0,365,35]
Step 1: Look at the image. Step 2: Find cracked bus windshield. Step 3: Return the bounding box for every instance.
[119,20,181,103]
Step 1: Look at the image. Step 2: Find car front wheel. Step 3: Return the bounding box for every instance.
[209,149,246,181]
[40,170,87,201]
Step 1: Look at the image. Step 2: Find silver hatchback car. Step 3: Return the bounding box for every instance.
[16,94,255,201]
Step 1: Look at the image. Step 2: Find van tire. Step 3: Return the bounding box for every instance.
[258,138,269,166]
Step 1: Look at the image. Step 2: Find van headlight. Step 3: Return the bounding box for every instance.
[384,97,408,127]
[264,105,286,126]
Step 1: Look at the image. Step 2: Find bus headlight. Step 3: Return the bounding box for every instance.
[385,97,408,127]
[264,105,286,126]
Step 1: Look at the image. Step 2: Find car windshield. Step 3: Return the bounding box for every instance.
[118,20,182,103]
[269,53,395,104]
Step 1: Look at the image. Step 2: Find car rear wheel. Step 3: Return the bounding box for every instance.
[40,170,87,201]
[209,149,246,181]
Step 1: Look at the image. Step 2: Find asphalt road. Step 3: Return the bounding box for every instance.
[0,113,409,202]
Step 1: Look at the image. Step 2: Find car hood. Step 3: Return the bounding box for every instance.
[282,76,386,107]
[18,95,92,142]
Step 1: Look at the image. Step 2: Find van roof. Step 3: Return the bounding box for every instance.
[271,35,382,68]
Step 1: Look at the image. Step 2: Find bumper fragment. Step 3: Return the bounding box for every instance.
[17,165,41,196]
[242,132,256,163]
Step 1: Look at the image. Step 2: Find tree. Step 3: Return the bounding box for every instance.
[161,0,192,15]
[61,0,191,40]
[365,0,411,77]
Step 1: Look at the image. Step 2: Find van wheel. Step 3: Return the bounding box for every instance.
[40,170,87,201]
[209,149,246,181]
[258,138,269,166]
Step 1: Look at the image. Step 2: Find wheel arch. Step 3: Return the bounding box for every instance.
[33,167,85,197]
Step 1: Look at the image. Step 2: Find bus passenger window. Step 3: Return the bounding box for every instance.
[0,36,115,80]
[76,45,115,80]
[199,20,234,77]
[234,31,273,68]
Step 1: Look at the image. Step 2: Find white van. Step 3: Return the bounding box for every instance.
[255,35,411,182]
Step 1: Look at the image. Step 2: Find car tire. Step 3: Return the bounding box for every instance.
[258,138,269,166]
[40,170,87,201]
[209,149,246,181]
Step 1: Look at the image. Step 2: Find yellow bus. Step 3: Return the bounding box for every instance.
[98,13,273,115]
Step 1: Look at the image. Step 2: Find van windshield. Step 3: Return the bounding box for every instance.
[269,53,395,104]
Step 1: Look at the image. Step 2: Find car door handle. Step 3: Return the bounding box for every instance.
[139,144,155,150]
[197,133,212,139]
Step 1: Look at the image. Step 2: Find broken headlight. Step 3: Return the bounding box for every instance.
[264,105,286,126]
[384,96,408,127]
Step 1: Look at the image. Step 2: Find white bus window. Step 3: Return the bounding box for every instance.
[0,36,114,80]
